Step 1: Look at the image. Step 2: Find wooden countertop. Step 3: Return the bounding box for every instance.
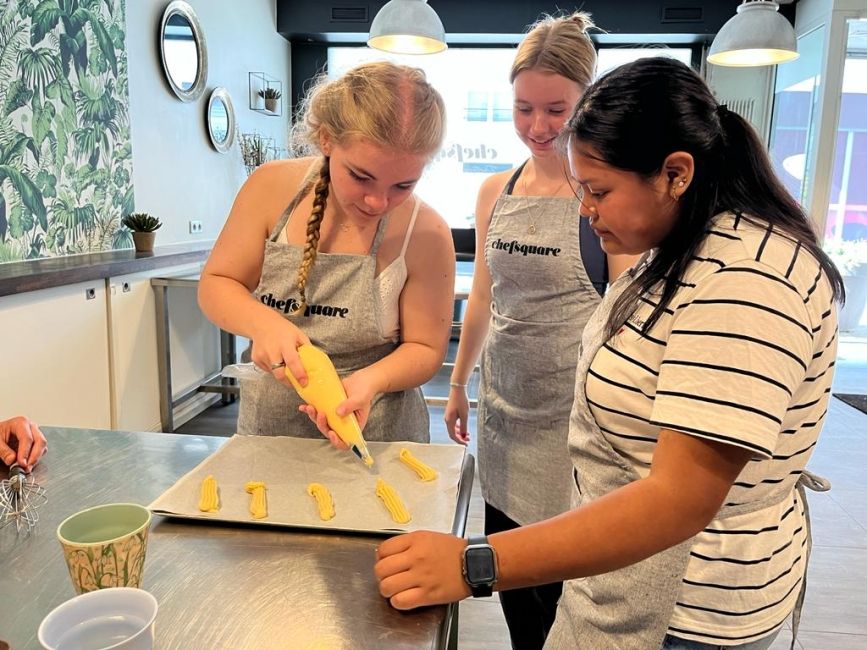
[0,242,213,297]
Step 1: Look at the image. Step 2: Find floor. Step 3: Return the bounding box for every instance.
[177,339,867,649]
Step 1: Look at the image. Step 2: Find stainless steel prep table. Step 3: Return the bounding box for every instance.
[151,264,477,428]
[151,273,238,432]
[0,428,473,649]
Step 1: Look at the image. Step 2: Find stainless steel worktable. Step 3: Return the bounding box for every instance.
[0,428,473,649]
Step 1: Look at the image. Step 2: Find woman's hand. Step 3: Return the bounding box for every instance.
[250,317,310,388]
[0,416,47,472]
[444,388,470,445]
[300,369,378,448]
[375,531,471,609]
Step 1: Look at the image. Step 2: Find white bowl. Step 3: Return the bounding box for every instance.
[38,587,158,650]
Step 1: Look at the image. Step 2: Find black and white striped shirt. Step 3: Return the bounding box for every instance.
[585,212,838,644]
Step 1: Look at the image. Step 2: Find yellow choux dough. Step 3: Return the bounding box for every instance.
[245,481,268,519]
[375,478,411,524]
[307,482,336,521]
[198,474,220,512]
[398,448,438,481]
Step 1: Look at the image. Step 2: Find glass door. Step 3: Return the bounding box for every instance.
[768,27,824,208]
[826,18,867,398]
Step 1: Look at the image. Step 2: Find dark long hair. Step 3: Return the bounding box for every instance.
[562,57,845,339]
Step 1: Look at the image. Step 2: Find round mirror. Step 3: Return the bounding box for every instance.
[159,1,207,102]
[207,88,235,153]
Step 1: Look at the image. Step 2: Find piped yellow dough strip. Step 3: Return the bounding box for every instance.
[307,482,336,521]
[198,474,220,512]
[245,481,268,519]
[375,478,411,524]
[399,448,438,481]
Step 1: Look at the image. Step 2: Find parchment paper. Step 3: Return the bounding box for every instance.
[148,435,467,535]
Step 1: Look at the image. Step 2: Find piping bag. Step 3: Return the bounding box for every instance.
[284,344,375,469]
[220,346,375,468]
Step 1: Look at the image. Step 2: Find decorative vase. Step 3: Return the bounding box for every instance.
[133,231,156,253]
[264,97,279,113]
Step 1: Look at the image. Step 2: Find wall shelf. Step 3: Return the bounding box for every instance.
[249,72,282,116]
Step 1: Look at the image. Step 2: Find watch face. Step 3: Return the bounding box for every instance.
[465,546,496,585]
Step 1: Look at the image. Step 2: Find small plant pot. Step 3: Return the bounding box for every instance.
[264,98,279,113]
[133,231,156,253]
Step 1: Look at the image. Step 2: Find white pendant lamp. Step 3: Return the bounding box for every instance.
[368,0,447,54]
[708,0,799,67]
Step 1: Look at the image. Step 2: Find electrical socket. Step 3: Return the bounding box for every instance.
[189,220,203,234]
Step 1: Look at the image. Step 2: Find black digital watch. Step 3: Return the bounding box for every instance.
[462,534,498,597]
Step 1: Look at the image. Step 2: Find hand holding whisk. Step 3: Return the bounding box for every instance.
[0,463,47,534]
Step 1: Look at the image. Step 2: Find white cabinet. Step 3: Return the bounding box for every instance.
[0,281,112,428]
[107,271,163,432]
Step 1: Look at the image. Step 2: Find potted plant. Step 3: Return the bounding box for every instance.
[258,87,282,113]
[122,212,162,253]
[239,131,277,176]
[825,238,867,331]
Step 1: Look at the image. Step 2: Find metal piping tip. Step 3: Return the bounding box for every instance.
[350,444,376,470]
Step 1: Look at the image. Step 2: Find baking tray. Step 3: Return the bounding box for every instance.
[148,435,470,535]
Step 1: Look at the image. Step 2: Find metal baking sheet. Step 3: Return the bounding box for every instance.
[148,435,467,535]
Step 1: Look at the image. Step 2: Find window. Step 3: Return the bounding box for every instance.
[326,46,694,229]
[466,91,489,122]
[596,47,693,77]
[769,28,824,209]
[328,47,521,228]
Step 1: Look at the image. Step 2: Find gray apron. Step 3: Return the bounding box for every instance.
[237,162,429,442]
[545,265,828,650]
[478,175,601,526]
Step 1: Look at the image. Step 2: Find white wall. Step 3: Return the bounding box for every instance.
[117,0,291,431]
[705,65,775,145]
[126,0,291,245]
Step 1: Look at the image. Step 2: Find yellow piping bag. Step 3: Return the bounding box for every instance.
[286,343,374,468]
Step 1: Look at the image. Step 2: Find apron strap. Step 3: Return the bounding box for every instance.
[789,470,831,650]
[269,157,323,242]
[502,161,528,196]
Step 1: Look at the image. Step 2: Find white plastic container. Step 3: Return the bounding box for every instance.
[38,587,158,650]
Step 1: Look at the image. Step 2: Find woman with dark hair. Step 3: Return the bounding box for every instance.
[375,57,843,650]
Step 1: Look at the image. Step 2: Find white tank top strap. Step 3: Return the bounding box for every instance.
[399,196,421,257]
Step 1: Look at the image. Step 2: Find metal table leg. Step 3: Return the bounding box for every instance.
[219,329,237,405]
[153,284,174,432]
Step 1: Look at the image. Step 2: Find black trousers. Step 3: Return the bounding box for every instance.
[485,502,563,650]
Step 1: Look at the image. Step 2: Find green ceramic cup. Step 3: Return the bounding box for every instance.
[57,503,151,595]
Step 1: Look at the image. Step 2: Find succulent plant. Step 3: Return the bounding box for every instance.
[258,87,282,100]
[121,212,162,232]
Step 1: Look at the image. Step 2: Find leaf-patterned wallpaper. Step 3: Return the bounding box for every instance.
[0,0,133,262]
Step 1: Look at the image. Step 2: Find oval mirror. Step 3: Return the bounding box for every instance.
[159,1,207,102]
[207,88,235,153]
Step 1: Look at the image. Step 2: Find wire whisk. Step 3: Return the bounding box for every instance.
[0,463,47,534]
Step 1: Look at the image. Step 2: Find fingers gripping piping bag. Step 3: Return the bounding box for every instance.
[286,343,375,468]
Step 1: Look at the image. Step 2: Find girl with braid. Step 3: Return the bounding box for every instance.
[199,61,454,442]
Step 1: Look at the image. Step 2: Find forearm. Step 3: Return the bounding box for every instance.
[491,474,710,590]
[359,340,446,395]
[198,274,283,340]
[449,295,491,384]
